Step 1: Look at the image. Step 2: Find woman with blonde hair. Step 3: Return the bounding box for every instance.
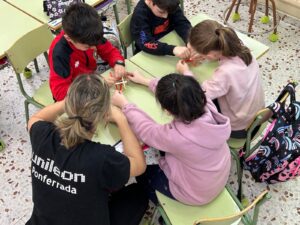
[26,74,148,225]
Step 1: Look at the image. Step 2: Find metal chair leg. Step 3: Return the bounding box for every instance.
[44,52,49,66]
[225,0,239,22]
[230,148,243,200]
[265,0,269,16]
[25,100,30,124]
[269,0,277,34]
[248,0,258,33]
[123,46,128,59]
[0,139,5,152]
[125,0,131,14]
[235,0,242,13]
[113,4,120,24]
[33,58,39,73]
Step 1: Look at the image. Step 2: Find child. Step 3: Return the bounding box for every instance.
[112,72,231,205]
[177,19,265,138]
[26,74,148,225]
[131,0,192,58]
[49,3,126,101]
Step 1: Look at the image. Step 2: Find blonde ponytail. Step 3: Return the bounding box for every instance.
[55,74,110,149]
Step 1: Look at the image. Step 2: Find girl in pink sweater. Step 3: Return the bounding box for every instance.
[177,19,265,138]
[112,72,231,205]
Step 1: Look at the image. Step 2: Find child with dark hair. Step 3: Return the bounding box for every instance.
[177,19,265,138]
[49,3,126,101]
[131,0,192,58]
[112,72,231,205]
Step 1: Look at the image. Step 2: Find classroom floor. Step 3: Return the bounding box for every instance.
[0,0,300,224]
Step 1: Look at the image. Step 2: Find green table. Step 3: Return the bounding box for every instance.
[4,0,111,30]
[92,60,172,145]
[129,13,269,81]
[0,1,43,59]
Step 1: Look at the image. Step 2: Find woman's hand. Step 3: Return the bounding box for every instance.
[126,71,151,86]
[176,60,191,75]
[108,105,126,123]
[111,90,129,108]
[103,75,118,87]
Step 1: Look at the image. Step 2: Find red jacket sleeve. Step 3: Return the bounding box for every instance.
[96,40,124,67]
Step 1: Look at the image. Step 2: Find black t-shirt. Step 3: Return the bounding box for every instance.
[26,121,130,225]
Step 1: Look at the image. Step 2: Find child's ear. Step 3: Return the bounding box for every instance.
[64,34,71,42]
[164,109,172,116]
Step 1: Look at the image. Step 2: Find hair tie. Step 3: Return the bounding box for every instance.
[69,116,93,131]
[69,116,83,122]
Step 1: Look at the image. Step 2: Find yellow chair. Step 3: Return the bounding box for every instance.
[154,187,270,225]
[6,24,54,123]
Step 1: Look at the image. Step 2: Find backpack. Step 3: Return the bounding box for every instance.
[96,19,122,74]
[43,0,85,20]
[242,82,300,184]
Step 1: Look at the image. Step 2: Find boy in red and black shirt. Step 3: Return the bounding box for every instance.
[49,3,125,101]
[130,0,192,58]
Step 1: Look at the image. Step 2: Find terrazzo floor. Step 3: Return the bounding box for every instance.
[0,0,300,224]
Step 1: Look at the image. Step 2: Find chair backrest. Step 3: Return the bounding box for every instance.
[243,89,292,158]
[180,0,184,12]
[117,13,133,49]
[194,190,269,225]
[6,24,54,73]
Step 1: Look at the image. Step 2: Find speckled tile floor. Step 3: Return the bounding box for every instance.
[0,0,300,224]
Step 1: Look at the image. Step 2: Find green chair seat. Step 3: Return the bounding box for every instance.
[32,81,54,106]
[227,121,268,150]
[227,137,246,150]
[156,187,241,225]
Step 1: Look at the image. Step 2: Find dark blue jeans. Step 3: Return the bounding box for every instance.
[136,165,175,205]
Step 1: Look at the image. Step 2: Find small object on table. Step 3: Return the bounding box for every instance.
[115,77,128,92]
[183,58,194,63]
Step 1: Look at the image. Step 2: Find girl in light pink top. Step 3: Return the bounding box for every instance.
[112,72,231,205]
[177,19,265,138]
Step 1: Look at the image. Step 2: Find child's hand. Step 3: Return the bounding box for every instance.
[127,71,151,86]
[111,90,129,108]
[113,64,126,79]
[173,46,191,59]
[108,105,126,123]
[103,75,118,87]
[190,52,206,66]
[176,60,190,75]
